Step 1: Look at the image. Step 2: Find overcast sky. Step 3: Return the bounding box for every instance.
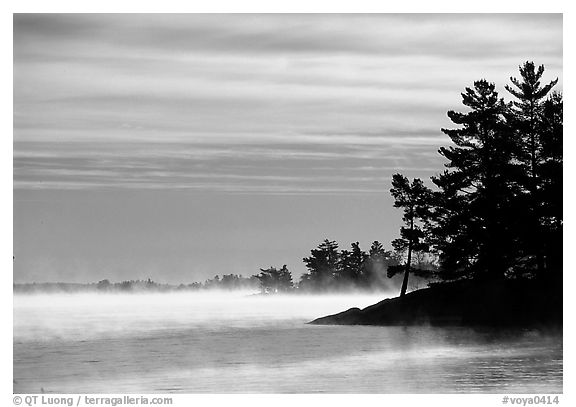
[13,14,562,283]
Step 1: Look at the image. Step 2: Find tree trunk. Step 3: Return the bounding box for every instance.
[400,243,412,297]
[400,213,414,297]
[528,103,545,275]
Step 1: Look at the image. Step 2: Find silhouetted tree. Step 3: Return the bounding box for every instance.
[364,241,395,288]
[506,62,558,187]
[256,266,293,293]
[505,62,560,276]
[277,265,293,291]
[301,239,340,291]
[432,79,522,280]
[389,174,433,296]
[539,92,563,277]
[337,242,368,288]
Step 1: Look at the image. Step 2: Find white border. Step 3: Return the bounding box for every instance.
[3,2,572,406]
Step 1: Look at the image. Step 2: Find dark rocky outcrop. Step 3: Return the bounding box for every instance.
[309,279,562,328]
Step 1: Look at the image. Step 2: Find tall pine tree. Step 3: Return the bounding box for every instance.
[505,62,560,276]
[431,80,515,280]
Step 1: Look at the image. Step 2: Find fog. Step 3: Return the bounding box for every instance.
[14,290,562,393]
[14,291,390,342]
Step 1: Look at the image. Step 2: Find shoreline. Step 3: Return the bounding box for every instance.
[309,279,562,329]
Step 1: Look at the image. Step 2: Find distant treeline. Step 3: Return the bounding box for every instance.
[14,241,430,295]
[14,238,432,294]
[14,238,429,294]
[13,276,260,294]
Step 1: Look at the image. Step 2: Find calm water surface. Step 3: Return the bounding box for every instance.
[13,292,562,393]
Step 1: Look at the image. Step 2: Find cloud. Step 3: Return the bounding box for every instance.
[14,14,561,60]
[14,139,442,193]
[13,14,562,194]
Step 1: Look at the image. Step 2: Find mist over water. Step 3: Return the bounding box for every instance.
[14,291,388,341]
[14,292,562,393]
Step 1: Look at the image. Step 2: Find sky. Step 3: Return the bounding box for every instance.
[13,13,563,284]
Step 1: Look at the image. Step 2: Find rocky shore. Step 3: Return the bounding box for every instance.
[309,279,562,328]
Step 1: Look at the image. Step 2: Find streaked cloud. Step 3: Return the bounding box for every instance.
[13,14,562,194]
[14,140,440,193]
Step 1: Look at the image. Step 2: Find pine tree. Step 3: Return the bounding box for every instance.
[505,62,559,276]
[539,92,563,226]
[256,265,294,293]
[431,80,515,280]
[337,242,368,288]
[389,174,433,296]
[277,265,294,292]
[505,62,558,185]
[365,241,393,288]
[538,92,563,277]
[301,239,340,291]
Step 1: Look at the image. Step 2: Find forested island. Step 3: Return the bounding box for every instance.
[312,61,562,327]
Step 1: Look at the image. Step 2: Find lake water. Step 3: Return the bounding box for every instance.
[13,291,562,393]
